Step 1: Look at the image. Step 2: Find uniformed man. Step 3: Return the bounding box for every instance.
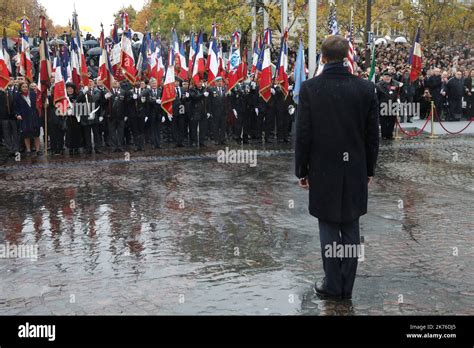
[171,80,186,147]
[108,80,128,152]
[209,77,227,145]
[376,71,402,140]
[78,80,102,154]
[130,79,149,151]
[189,79,209,147]
[148,78,164,149]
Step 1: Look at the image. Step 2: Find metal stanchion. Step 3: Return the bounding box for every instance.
[428,101,438,139]
[394,116,402,140]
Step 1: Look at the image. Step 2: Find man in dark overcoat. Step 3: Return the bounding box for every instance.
[295,35,380,300]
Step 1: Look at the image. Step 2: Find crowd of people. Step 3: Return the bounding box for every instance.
[0,75,295,157]
[0,38,472,157]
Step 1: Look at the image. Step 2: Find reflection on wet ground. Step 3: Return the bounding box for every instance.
[0,137,473,315]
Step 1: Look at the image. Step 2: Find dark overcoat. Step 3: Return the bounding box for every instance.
[295,64,380,223]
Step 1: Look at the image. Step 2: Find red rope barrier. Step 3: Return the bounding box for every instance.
[395,110,432,137]
[434,107,473,135]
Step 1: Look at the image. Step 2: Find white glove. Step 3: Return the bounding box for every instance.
[255,108,259,116]
[99,116,104,122]
[399,82,404,88]
[288,85,293,91]
[133,93,138,99]
[124,117,128,122]
[168,115,172,122]
[185,92,190,98]
[83,86,89,93]
[47,89,51,96]
[233,109,238,118]
[204,91,209,97]
[88,114,95,120]
[67,108,73,116]
[251,82,256,89]
[161,116,166,123]
[271,88,276,95]
[207,113,211,119]
[145,117,148,123]
[157,99,162,104]
[141,97,146,103]
[105,92,112,99]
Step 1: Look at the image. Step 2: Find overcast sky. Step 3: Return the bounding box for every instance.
[39,0,147,36]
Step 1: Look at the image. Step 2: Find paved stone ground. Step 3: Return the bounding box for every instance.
[0,136,473,315]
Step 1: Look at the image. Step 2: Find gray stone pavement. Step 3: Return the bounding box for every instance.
[0,136,473,315]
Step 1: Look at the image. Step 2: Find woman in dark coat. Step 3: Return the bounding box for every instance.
[65,82,83,155]
[13,81,42,155]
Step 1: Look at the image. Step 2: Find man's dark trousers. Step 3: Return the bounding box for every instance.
[318,218,360,297]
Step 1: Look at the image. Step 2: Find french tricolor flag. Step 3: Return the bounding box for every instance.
[53,55,69,115]
[207,37,219,86]
[258,28,272,102]
[275,29,289,98]
[409,28,422,83]
[161,47,176,117]
[192,31,205,85]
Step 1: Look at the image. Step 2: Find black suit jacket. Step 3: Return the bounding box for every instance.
[295,64,379,223]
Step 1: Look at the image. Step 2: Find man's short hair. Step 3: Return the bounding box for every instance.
[321,35,349,64]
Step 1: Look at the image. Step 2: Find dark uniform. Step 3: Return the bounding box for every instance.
[230,83,247,144]
[148,86,163,149]
[47,87,65,154]
[446,76,464,121]
[0,87,19,156]
[189,85,209,146]
[209,84,228,145]
[108,85,128,152]
[129,86,148,151]
[65,88,83,154]
[376,76,400,139]
[172,85,186,147]
[78,86,102,154]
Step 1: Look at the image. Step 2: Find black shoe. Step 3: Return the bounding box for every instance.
[199,142,206,147]
[69,149,74,156]
[314,279,341,300]
[134,148,144,152]
[265,138,273,143]
[175,144,184,148]
[86,149,93,155]
[95,149,103,154]
[36,151,43,156]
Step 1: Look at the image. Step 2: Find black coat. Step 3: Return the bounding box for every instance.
[0,88,15,120]
[295,64,380,223]
[129,88,149,118]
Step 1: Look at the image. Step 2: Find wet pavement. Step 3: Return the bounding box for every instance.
[0,136,473,315]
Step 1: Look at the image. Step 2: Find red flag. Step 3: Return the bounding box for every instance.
[38,15,52,96]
